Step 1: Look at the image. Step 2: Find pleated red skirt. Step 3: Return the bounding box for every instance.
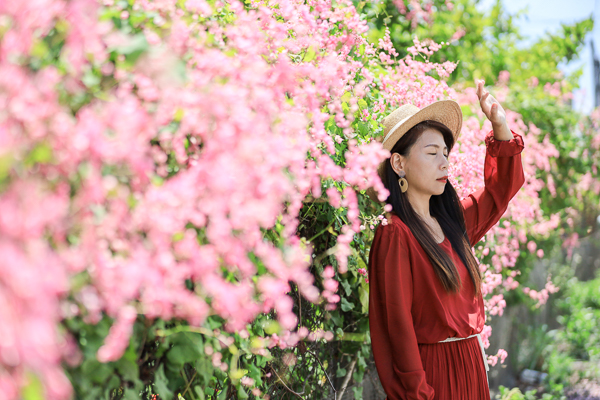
[418,336,490,400]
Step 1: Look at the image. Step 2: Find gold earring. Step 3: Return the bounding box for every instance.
[398,170,408,193]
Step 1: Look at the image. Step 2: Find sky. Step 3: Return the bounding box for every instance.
[477,0,598,113]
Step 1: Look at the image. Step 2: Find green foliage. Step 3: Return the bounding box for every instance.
[541,273,600,394]
[63,314,278,399]
[496,385,563,400]
[364,0,592,87]
[549,274,600,359]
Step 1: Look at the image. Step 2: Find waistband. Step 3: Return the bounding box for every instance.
[438,333,490,375]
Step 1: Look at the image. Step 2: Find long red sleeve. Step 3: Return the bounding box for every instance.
[368,223,435,400]
[461,130,525,246]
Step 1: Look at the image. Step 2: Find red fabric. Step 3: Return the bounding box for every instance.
[368,130,525,400]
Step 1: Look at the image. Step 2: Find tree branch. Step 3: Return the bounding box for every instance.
[271,366,306,399]
[337,356,357,400]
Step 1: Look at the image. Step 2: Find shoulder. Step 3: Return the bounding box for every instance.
[384,212,411,233]
[376,212,413,242]
[370,213,414,269]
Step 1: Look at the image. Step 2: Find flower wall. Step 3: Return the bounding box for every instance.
[0,0,579,398]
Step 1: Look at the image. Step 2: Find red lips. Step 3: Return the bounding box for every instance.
[437,176,448,182]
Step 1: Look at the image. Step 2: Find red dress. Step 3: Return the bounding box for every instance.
[368,130,525,400]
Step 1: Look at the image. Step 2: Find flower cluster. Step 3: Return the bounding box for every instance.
[392,0,438,28]
[523,277,560,309]
[0,0,572,395]
[321,266,340,310]
[0,0,463,396]
[487,348,508,367]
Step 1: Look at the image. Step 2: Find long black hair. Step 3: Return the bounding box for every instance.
[382,120,481,295]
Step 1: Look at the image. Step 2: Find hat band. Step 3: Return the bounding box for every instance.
[383,115,412,145]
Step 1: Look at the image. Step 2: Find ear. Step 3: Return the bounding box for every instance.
[390,153,405,175]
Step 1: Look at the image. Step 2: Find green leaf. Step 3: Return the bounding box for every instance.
[230,368,245,380]
[237,385,249,399]
[303,46,316,62]
[340,297,354,312]
[167,344,197,366]
[110,33,148,55]
[342,102,350,114]
[356,121,368,137]
[115,357,139,382]
[174,107,185,122]
[0,153,14,181]
[106,374,120,391]
[21,373,44,400]
[154,364,174,400]
[336,367,346,378]
[195,356,213,385]
[263,320,281,335]
[82,69,101,88]
[359,280,369,314]
[81,359,112,384]
[194,386,207,400]
[330,310,343,326]
[25,143,53,166]
[357,353,367,369]
[218,385,228,400]
[122,388,140,400]
[340,280,352,297]
[206,316,223,330]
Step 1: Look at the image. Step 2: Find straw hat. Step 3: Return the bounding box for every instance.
[366,100,463,202]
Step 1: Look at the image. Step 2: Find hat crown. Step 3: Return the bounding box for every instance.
[382,104,420,141]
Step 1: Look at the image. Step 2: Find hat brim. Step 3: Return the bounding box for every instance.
[366,100,463,203]
[382,100,462,151]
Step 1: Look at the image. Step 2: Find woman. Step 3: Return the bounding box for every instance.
[367,80,525,400]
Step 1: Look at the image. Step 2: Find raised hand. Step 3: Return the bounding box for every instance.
[476,79,513,140]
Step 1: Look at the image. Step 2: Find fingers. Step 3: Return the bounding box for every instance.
[475,79,504,121]
[480,91,490,105]
[479,91,492,116]
[491,103,498,119]
[476,79,484,98]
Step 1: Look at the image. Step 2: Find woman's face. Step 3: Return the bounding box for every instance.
[391,128,449,196]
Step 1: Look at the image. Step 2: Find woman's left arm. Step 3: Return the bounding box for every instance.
[460,80,526,246]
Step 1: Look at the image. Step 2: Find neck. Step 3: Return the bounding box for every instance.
[406,189,432,220]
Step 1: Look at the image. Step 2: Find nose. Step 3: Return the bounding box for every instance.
[441,156,449,170]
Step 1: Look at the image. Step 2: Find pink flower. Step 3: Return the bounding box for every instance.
[536,249,544,258]
[97,306,137,362]
[450,29,465,42]
[498,70,510,85]
[529,76,539,87]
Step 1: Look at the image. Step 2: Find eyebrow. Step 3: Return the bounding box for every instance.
[424,144,448,151]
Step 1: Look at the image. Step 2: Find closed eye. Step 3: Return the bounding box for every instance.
[429,153,449,158]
